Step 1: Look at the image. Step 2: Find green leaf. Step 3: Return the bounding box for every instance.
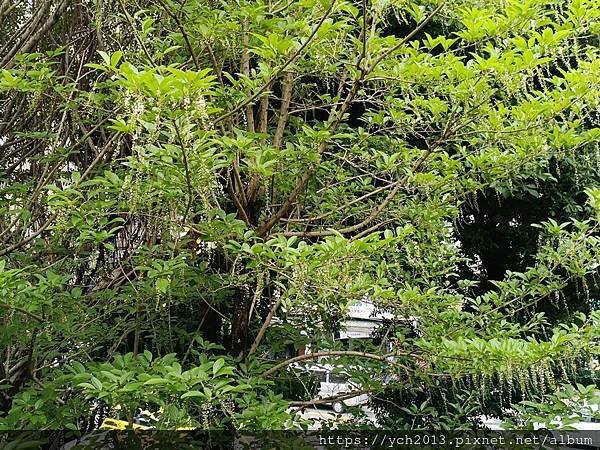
[110,51,123,67]
[155,278,169,294]
[143,350,153,363]
[98,50,111,66]
[181,390,205,399]
[213,358,225,376]
[143,378,168,385]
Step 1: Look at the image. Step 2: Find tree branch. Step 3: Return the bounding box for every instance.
[214,0,338,125]
[247,297,281,357]
[290,388,370,407]
[263,350,401,377]
[155,0,200,70]
[173,121,194,223]
[273,72,294,150]
[0,302,43,323]
[255,3,445,237]
[0,135,117,257]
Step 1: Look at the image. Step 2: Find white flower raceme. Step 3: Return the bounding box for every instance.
[132,97,145,118]
[196,96,212,130]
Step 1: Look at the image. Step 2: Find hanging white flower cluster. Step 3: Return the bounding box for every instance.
[196,95,212,130]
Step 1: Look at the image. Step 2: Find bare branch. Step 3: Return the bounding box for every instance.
[263,350,403,377]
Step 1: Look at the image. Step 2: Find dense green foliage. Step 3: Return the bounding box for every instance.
[1,0,599,430]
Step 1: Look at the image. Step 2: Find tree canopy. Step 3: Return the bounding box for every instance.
[0,0,599,431]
